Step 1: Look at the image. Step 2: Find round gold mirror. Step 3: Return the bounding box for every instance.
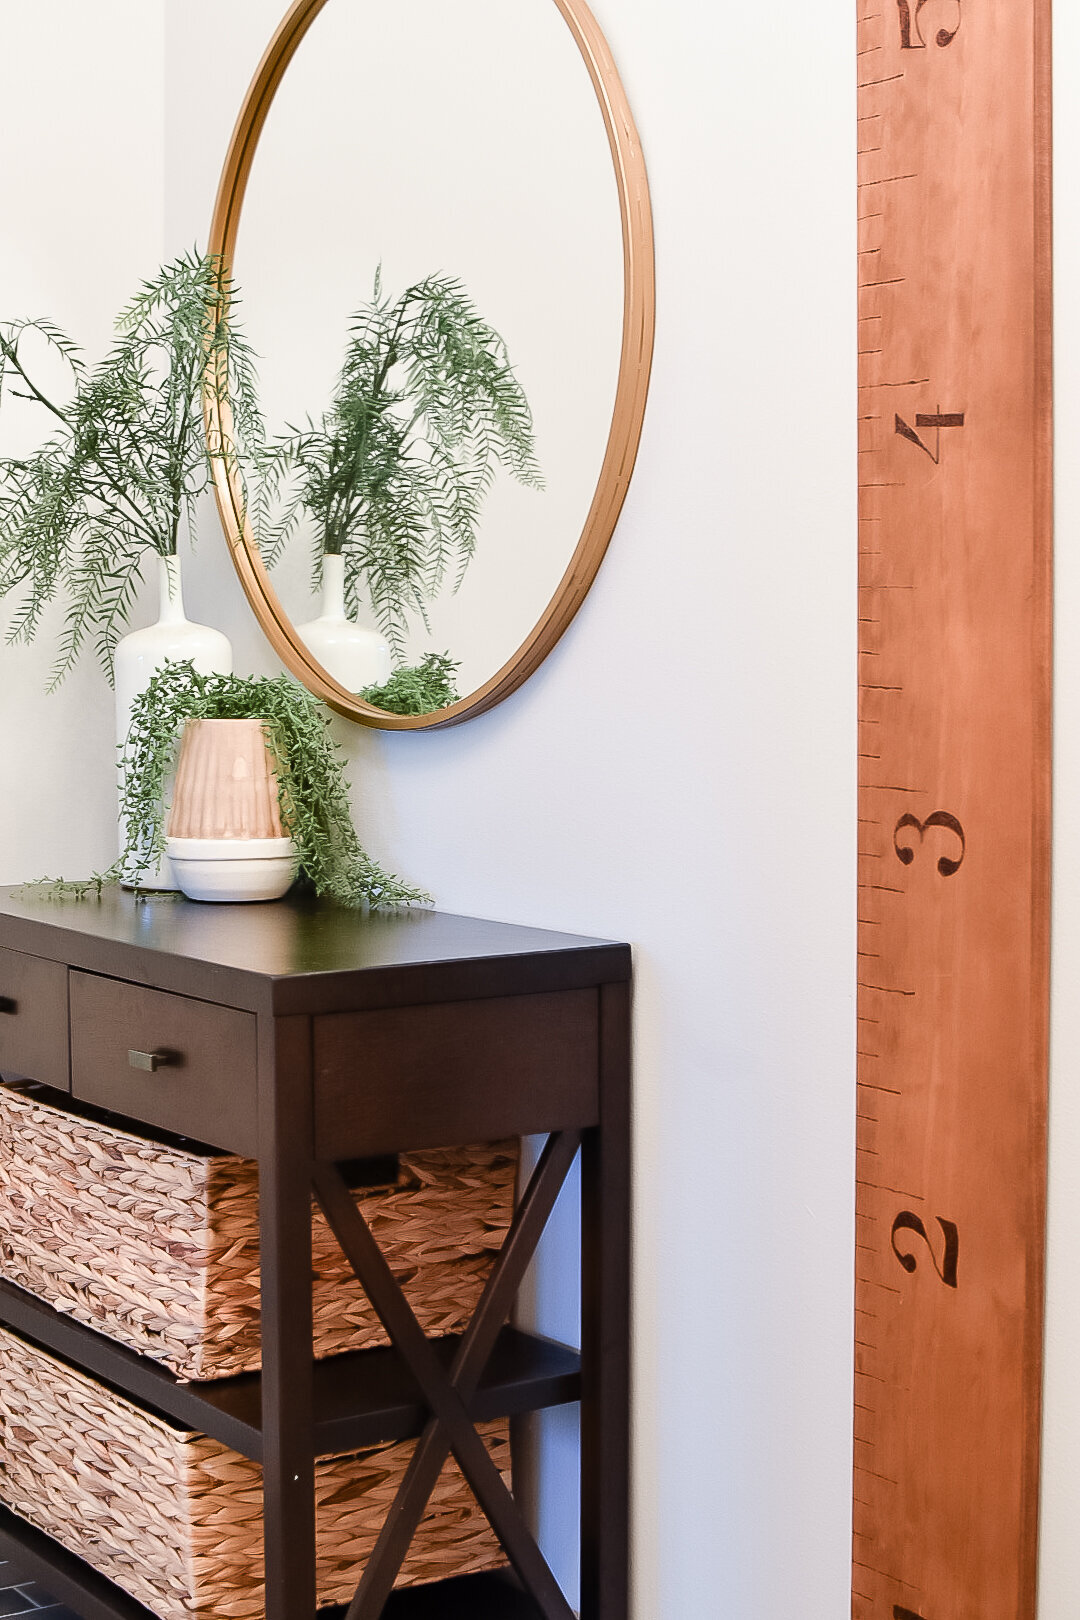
[207,0,653,729]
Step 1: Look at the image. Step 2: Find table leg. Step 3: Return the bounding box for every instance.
[259,1014,316,1620]
[581,980,631,1620]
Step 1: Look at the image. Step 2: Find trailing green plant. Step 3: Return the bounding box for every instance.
[360,652,461,716]
[255,270,542,659]
[32,662,429,910]
[0,251,262,685]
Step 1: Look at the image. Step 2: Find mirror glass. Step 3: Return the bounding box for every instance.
[224,0,643,724]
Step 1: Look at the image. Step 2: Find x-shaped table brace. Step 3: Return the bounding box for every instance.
[312,1128,584,1620]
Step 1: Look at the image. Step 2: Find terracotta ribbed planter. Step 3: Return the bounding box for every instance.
[168,718,284,838]
[166,719,297,903]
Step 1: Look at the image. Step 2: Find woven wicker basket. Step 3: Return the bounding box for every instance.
[0,1080,516,1382]
[0,1326,509,1619]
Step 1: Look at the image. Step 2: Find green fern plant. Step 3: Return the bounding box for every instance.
[33,662,429,909]
[0,251,261,685]
[359,652,461,717]
[255,271,542,661]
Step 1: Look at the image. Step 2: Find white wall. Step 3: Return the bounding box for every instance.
[15,2,1080,1616]
[0,2,164,884]
[165,4,857,1617]
[1039,11,1080,1615]
[2,3,858,1616]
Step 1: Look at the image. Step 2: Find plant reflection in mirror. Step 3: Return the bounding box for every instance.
[30,662,430,910]
[254,270,543,663]
[0,252,262,685]
[360,652,461,717]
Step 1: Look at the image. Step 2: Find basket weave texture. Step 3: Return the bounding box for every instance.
[0,1082,516,1381]
[0,1326,510,1619]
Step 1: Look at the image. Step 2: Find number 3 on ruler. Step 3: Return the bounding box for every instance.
[897,0,962,49]
[893,812,966,877]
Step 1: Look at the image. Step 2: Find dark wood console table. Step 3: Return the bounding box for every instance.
[0,888,630,1620]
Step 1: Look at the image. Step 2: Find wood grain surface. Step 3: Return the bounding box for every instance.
[69,971,258,1156]
[854,2,1051,1617]
[313,989,599,1156]
[0,946,68,1092]
[0,889,628,1016]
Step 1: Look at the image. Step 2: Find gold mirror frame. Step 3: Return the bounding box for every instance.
[206,0,654,729]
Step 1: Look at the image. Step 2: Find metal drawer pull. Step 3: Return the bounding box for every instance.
[0,997,16,1015]
[128,1049,176,1074]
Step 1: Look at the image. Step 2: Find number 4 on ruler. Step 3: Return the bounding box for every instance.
[895,411,966,464]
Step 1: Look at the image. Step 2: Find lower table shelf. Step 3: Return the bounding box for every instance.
[0,1282,577,1620]
[0,1511,547,1620]
[0,1276,580,1459]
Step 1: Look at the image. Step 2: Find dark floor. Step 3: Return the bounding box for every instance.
[0,1564,78,1620]
[0,1563,543,1620]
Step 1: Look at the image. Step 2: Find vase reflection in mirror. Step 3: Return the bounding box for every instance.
[114,554,233,889]
[294,552,391,693]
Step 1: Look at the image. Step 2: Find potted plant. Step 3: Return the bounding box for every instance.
[0,249,262,714]
[1,250,264,882]
[255,270,542,693]
[39,661,428,909]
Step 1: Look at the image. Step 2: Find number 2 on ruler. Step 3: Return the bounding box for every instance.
[897,0,962,50]
[891,1212,960,1288]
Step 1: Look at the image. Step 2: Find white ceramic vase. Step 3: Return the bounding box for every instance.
[114,554,233,889]
[295,553,392,693]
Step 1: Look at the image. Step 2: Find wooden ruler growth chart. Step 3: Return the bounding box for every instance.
[855,2,1051,1618]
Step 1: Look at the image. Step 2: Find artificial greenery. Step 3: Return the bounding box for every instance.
[360,652,461,716]
[0,251,261,684]
[35,662,429,910]
[255,270,542,660]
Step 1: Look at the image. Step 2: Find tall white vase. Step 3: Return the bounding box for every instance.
[295,553,392,692]
[114,554,233,889]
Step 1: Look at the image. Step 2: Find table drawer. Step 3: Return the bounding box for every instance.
[0,947,69,1091]
[69,972,257,1156]
[313,988,599,1157]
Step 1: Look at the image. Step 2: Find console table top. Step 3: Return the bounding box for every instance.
[0,887,630,1014]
